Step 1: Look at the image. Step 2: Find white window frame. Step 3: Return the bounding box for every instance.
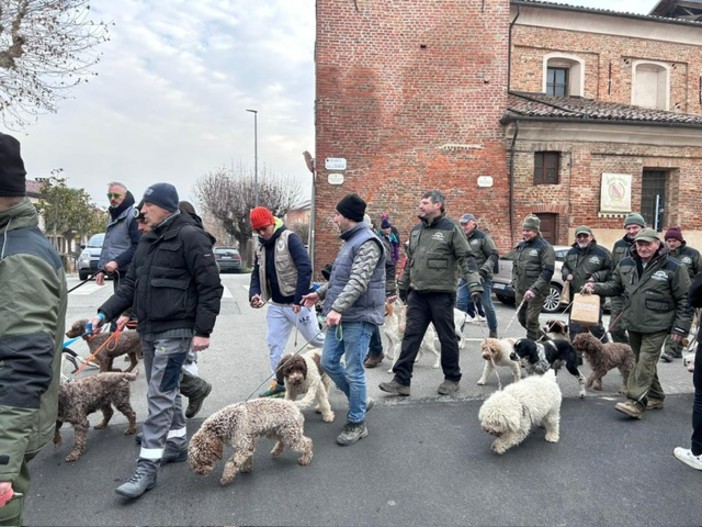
[543,53,584,97]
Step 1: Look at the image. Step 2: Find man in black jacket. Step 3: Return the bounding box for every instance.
[89,182,223,500]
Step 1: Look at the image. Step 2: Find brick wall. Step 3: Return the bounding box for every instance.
[315,0,511,273]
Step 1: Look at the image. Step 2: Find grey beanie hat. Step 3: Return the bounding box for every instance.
[623,212,646,228]
[143,182,179,213]
[522,214,541,232]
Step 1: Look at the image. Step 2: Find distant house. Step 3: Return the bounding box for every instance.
[285,199,311,226]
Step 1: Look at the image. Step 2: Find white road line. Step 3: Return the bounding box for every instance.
[68,283,103,295]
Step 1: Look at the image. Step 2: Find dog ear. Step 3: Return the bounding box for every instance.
[297,355,308,377]
[276,354,293,384]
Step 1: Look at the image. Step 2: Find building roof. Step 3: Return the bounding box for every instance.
[512,0,702,27]
[26,179,43,198]
[501,92,702,128]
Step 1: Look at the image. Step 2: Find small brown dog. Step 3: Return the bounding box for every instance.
[65,319,140,372]
[571,332,635,393]
[54,371,138,462]
[275,348,334,423]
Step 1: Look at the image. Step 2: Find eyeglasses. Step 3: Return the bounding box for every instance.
[106,193,122,199]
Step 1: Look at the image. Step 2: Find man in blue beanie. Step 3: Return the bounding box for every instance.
[89,182,223,500]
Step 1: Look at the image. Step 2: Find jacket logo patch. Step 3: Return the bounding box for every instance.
[529,249,539,257]
[588,256,601,265]
[431,232,446,241]
[652,270,668,281]
[682,256,692,264]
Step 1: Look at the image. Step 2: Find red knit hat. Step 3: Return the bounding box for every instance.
[250,207,274,230]
[664,226,684,242]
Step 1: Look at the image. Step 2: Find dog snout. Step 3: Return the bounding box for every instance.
[509,352,518,361]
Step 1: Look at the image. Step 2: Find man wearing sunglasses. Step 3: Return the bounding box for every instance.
[96,182,141,295]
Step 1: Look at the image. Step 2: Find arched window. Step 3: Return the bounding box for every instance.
[632,61,669,110]
[543,54,584,97]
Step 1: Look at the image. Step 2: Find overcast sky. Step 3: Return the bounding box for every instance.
[15,0,658,208]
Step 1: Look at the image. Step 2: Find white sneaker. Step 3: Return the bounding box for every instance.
[673,447,702,470]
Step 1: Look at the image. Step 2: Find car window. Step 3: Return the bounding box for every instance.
[87,233,105,248]
[215,248,239,257]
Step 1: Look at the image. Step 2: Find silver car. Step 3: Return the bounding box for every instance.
[77,232,105,280]
[491,245,571,314]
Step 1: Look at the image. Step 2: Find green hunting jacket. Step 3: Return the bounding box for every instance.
[561,241,613,295]
[0,199,67,482]
[592,244,691,335]
[511,234,556,297]
[399,213,482,295]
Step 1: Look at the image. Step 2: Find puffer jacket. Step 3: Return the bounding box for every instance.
[97,191,141,272]
[465,228,499,279]
[669,242,700,280]
[0,198,67,481]
[561,241,612,295]
[612,234,636,267]
[99,211,223,337]
[399,213,482,295]
[593,244,692,335]
[512,235,555,296]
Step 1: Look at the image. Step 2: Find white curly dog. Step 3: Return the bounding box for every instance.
[478,369,562,455]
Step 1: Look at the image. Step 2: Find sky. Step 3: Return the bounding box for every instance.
[14,0,660,209]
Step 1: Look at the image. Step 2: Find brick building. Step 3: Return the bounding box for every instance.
[314,0,702,271]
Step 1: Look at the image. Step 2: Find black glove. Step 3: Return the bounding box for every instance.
[471,291,483,307]
[399,289,408,303]
[479,268,489,280]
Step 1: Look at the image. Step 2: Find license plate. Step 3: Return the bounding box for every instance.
[493,283,506,290]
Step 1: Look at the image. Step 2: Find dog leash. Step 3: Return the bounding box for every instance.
[503,297,526,334]
[72,331,122,376]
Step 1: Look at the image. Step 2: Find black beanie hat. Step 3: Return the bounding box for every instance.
[0,132,27,197]
[143,182,179,212]
[335,193,366,222]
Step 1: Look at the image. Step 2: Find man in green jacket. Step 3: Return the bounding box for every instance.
[512,215,556,340]
[379,190,482,397]
[585,228,691,419]
[0,133,67,526]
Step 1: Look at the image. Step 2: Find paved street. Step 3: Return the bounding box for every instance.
[24,272,702,526]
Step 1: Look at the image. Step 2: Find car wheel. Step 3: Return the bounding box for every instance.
[542,284,563,314]
[79,270,89,280]
[495,293,515,305]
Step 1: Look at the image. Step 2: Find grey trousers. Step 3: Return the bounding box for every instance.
[139,336,190,462]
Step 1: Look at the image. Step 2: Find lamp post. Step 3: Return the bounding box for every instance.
[246,109,258,206]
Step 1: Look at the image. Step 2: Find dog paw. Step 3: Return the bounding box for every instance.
[125,427,136,435]
[65,452,80,462]
[545,433,560,443]
[94,423,106,430]
[490,442,507,455]
[322,412,335,423]
[477,379,486,385]
[219,475,235,485]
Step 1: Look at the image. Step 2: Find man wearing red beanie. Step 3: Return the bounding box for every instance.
[249,206,324,397]
[661,226,700,362]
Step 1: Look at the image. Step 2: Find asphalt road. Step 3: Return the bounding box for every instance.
[23,272,702,527]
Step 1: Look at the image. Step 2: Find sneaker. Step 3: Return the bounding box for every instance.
[438,379,460,395]
[115,469,157,499]
[161,445,188,465]
[365,398,375,413]
[615,400,645,419]
[186,381,212,418]
[363,353,385,368]
[673,447,702,470]
[378,379,410,396]
[336,421,368,446]
[646,399,664,410]
[259,381,286,398]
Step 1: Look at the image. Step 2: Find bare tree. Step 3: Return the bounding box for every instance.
[194,163,303,257]
[0,0,110,127]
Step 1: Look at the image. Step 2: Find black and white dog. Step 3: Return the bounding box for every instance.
[510,338,586,398]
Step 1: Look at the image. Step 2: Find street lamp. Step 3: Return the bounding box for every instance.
[246,109,258,206]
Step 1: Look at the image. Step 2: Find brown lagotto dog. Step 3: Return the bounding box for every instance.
[188,399,313,485]
[275,348,335,423]
[54,371,138,462]
[65,319,140,372]
[571,333,635,393]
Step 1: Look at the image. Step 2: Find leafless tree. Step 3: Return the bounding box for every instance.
[193,163,304,262]
[0,0,110,127]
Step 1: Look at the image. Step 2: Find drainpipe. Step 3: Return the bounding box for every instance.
[508,120,520,247]
[507,5,520,89]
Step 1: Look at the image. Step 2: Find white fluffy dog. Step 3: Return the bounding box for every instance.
[478,369,562,455]
[384,302,468,372]
[275,349,334,423]
[477,337,520,386]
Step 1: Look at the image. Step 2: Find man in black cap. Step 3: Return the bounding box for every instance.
[0,133,67,526]
[302,193,385,446]
[89,182,223,499]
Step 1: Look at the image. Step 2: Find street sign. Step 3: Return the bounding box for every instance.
[327,173,344,185]
[477,176,493,188]
[325,157,347,170]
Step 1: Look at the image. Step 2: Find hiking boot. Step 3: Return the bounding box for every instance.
[336,421,368,446]
[259,381,286,398]
[438,379,460,395]
[660,352,674,363]
[378,379,410,396]
[615,400,645,419]
[161,445,188,465]
[185,381,212,418]
[488,330,498,339]
[646,399,664,410]
[363,353,385,368]
[115,466,158,499]
[673,447,702,471]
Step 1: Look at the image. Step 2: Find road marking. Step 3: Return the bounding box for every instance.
[68,283,103,295]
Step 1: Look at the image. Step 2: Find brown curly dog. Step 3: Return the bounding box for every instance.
[54,371,138,462]
[188,399,313,485]
[572,333,635,393]
[66,319,140,372]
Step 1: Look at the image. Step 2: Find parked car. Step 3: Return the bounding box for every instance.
[492,245,571,314]
[214,246,242,273]
[77,232,105,280]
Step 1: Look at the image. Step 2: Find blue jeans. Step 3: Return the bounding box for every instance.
[321,321,373,424]
[456,278,497,333]
[366,325,383,358]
